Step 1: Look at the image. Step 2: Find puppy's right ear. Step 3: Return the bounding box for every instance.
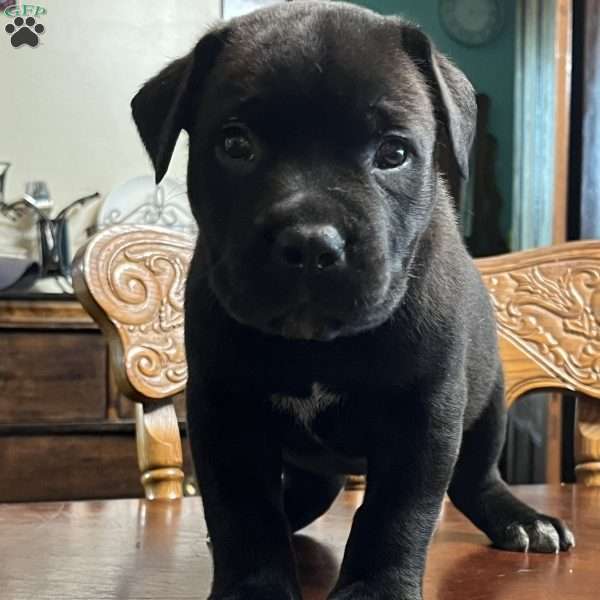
[131,30,226,183]
[400,24,476,179]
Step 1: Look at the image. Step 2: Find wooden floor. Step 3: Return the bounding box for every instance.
[0,485,598,599]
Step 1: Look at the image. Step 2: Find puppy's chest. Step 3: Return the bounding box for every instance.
[270,382,341,430]
[270,383,367,471]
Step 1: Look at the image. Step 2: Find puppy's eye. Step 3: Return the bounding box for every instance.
[220,124,255,161]
[374,138,409,169]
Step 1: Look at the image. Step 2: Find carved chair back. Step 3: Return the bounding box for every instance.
[72,226,600,499]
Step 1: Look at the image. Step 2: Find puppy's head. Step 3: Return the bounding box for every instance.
[131,0,476,341]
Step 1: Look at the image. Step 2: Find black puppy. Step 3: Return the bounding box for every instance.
[131,2,574,598]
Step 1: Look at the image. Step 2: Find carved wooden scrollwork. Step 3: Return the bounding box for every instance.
[476,241,600,403]
[477,241,600,486]
[72,225,195,402]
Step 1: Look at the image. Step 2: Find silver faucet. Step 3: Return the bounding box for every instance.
[24,180,53,215]
[0,170,54,223]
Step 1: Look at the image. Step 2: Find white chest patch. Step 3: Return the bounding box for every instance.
[270,382,341,427]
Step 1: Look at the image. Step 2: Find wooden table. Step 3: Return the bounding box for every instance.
[0,485,598,599]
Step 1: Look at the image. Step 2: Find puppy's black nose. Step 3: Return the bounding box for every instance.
[273,225,346,270]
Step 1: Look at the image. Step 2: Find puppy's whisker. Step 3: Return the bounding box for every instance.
[326,186,349,195]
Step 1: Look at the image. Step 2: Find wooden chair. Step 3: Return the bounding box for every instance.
[71,225,600,499]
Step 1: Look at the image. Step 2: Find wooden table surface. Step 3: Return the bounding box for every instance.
[0,485,598,599]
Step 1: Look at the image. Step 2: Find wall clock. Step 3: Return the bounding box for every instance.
[439,0,504,47]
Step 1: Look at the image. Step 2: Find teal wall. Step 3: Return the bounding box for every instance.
[354,0,516,235]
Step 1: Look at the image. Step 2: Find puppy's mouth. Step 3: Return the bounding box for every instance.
[269,306,343,341]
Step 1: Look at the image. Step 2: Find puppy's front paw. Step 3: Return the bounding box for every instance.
[493,514,575,553]
[329,581,420,600]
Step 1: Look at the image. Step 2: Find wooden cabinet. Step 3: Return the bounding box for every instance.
[0,331,107,423]
[0,295,193,502]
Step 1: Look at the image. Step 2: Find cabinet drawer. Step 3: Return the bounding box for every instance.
[0,432,140,501]
[0,429,195,502]
[0,331,107,423]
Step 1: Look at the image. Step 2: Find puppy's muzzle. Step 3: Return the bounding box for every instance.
[271,224,346,273]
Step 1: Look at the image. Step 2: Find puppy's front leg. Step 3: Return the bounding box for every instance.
[187,379,300,600]
[330,383,464,600]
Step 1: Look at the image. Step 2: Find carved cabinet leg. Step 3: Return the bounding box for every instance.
[135,400,184,499]
[574,396,600,486]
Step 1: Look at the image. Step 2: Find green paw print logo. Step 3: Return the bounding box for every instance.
[5,16,44,47]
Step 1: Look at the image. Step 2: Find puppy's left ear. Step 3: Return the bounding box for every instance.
[401,24,477,179]
[131,29,227,183]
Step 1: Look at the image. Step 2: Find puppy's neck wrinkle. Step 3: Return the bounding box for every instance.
[403,175,450,281]
[399,175,464,321]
